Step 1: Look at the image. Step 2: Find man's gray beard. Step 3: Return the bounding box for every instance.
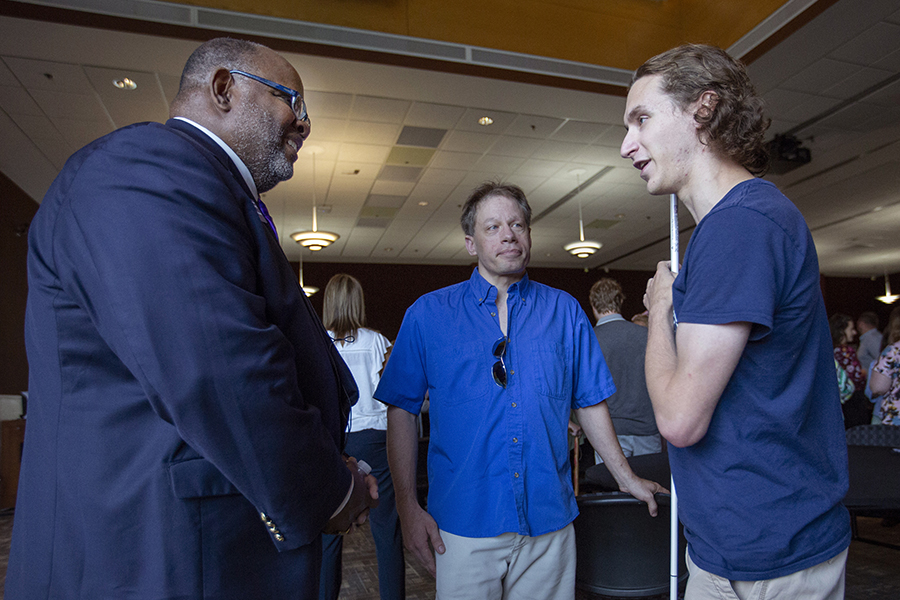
[231,102,294,194]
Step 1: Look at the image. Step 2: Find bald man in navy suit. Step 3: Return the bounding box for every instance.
[7,38,376,599]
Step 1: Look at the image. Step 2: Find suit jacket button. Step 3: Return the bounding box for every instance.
[275,534,285,542]
[259,512,269,522]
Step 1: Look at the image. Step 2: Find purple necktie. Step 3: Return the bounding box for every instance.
[257,197,277,237]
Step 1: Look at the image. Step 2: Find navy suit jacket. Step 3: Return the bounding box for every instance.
[7,119,356,599]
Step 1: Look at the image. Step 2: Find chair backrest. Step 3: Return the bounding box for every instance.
[846,424,900,447]
[574,492,687,597]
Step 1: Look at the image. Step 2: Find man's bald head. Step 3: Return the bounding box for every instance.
[172,38,263,112]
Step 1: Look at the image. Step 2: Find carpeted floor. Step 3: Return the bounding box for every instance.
[0,512,897,599]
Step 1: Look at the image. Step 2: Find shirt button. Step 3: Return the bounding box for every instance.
[491,312,496,316]
[513,437,518,443]
[514,472,520,478]
[511,402,517,407]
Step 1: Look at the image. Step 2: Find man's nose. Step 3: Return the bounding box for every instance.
[297,120,311,140]
[620,130,636,159]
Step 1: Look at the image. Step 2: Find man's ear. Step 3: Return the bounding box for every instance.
[464,235,477,257]
[695,90,719,122]
[210,68,236,114]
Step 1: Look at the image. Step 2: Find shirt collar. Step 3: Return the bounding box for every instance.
[468,268,532,305]
[595,313,625,326]
[174,117,259,199]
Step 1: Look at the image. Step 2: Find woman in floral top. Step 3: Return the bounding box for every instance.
[871,308,900,426]
[830,313,866,388]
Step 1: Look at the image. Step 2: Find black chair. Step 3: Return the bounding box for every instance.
[845,423,900,447]
[574,492,687,598]
[583,449,670,493]
[843,425,900,551]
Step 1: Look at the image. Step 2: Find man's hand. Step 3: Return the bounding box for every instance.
[618,475,668,517]
[323,456,379,535]
[398,503,444,577]
[643,260,676,315]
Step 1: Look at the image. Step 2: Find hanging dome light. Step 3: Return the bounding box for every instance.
[297,246,318,297]
[290,147,339,251]
[564,169,602,259]
[565,239,603,258]
[877,271,898,304]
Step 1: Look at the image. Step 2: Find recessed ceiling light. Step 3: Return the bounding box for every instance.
[478,116,494,126]
[113,77,137,90]
[873,206,884,212]
[384,247,393,252]
[615,214,625,219]
[418,201,428,206]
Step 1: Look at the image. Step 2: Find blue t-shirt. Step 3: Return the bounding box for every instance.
[671,178,850,580]
[375,269,615,538]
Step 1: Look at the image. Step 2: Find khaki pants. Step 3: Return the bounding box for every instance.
[685,547,848,600]
[435,524,575,600]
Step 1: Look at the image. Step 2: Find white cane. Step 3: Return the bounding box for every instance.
[669,193,680,600]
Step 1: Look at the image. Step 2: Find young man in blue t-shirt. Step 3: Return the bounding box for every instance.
[621,44,851,599]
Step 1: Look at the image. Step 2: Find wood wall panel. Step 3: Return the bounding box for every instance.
[169,0,793,70]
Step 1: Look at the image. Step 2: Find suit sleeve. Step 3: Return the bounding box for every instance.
[50,125,350,549]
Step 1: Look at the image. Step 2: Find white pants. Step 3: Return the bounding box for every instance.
[685,547,848,600]
[435,524,575,600]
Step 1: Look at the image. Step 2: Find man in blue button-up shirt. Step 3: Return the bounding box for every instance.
[376,181,665,599]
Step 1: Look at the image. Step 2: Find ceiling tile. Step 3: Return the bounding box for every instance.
[822,67,896,100]
[386,146,435,166]
[514,158,567,178]
[430,150,480,170]
[343,120,400,145]
[0,59,18,86]
[2,57,92,92]
[404,102,465,128]
[781,58,860,95]
[863,77,900,107]
[551,120,607,144]
[51,118,113,150]
[307,117,347,142]
[305,90,353,119]
[506,114,565,138]
[417,168,467,186]
[830,22,900,66]
[531,140,586,162]
[377,164,422,182]
[350,95,410,123]
[9,113,60,139]
[336,143,391,164]
[441,130,496,154]
[489,135,542,158]
[396,125,446,148]
[36,91,110,123]
[0,85,42,115]
[474,154,525,174]
[370,180,415,195]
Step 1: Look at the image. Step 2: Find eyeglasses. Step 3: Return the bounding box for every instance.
[229,70,310,125]
[492,337,508,388]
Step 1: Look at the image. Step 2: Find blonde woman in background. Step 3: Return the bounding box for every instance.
[319,274,404,600]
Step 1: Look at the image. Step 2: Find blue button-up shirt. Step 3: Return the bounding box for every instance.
[375,269,615,537]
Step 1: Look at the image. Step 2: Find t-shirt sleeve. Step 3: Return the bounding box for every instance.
[874,344,900,378]
[675,207,782,340]
[374,306,427,415]
[571,304,616,409]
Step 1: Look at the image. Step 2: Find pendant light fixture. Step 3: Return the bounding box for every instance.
[291,147,339,251]
[298,248,318,297]
[563,169,602,259]
[877,270,898,304]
